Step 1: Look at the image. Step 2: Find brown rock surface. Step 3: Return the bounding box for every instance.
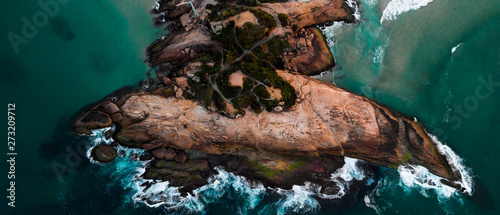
[267,0,354,29]
[73,111,112,134]
[114,71,456,180]
[147,26,219,67]
[151,147,177,160]
[287,27,335,75]
[91,144,118,163]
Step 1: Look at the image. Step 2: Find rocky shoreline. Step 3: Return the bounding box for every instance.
[72,0,465,197]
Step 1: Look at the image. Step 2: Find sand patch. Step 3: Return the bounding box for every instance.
[266,86,282,100]
[229,70,248,87]
[225,11,259,27]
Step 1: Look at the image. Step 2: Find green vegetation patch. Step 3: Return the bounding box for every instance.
[253,36,289,69]
[278,13,290,27]
[253,84,270,98]
[207,5,248,21]
[403,151,412,162]
[236,22,269,49]
[240,55,296,109]
[211,21,243,63]
[215,67,242,98]
[249,9,276,30]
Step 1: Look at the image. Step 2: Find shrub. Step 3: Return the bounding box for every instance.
[236,22,268,49]
[216,68,241,98]
[211,21,243,62]
[254,84,270,98]
[250,9,276,30]
[278,13,290,27]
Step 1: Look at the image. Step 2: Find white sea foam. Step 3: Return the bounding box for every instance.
[87,127,115,165]
[431,135,474,195]
[380,0,435,24]
[396,135,473,199]
[274,157,367,214]
[451,43,462,54]
[364,195,380,214]
[275,182,321,215]
[398,164,457,198]
[320,21,353,48]
[373,46,385,63]
[333,157,366,182]
[126,167,265,213]
[347,0,361,21]
[88,128,369,213]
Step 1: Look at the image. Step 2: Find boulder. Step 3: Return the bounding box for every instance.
[100,101,120,115]
[91,144,117,163]
[73,111,112,134]
[162,76,173,86]
[111,113,122,122]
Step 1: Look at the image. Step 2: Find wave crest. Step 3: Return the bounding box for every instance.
[380,0,435,24]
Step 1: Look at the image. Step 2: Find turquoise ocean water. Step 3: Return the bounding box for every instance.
[1,0,499,214]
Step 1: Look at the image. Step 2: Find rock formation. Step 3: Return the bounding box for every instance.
[72,0,464,195]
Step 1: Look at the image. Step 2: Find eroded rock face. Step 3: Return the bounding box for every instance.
[267,0,354,29]
[147,27,219,67]
[112,71,455,180]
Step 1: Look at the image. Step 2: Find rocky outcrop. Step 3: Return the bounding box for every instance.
[91,144,117,163]
[147,26,219,67]
[102,70,456,180]
[267,0,355,29]
[143,158,212,193]
[286,27,335,75]
[153,0,192,21]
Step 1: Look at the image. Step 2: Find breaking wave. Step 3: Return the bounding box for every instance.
[87,129,472,214]
[273,157,368,214]
[346,0,361,21]
[85,129,370,214]
[451,43,462,54]
[87,126,115,165]
[432,135,474,195]
[124,167,266,214]
[397,135,473,198]
[380,0,435,23]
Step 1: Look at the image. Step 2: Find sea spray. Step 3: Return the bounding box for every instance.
[431,135,474,195]
[121,166,265,214]
[380,0,435,23]
[395,135,473,199]
[398,164,457,198]
[86,126,115,165]
[274,157,368,214]
[346,0,361,21]
[324,157,367,199]
[275,183,322,215]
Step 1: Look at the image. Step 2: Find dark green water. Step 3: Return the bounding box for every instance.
[0,0,162,213]
[0,0,499,214]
